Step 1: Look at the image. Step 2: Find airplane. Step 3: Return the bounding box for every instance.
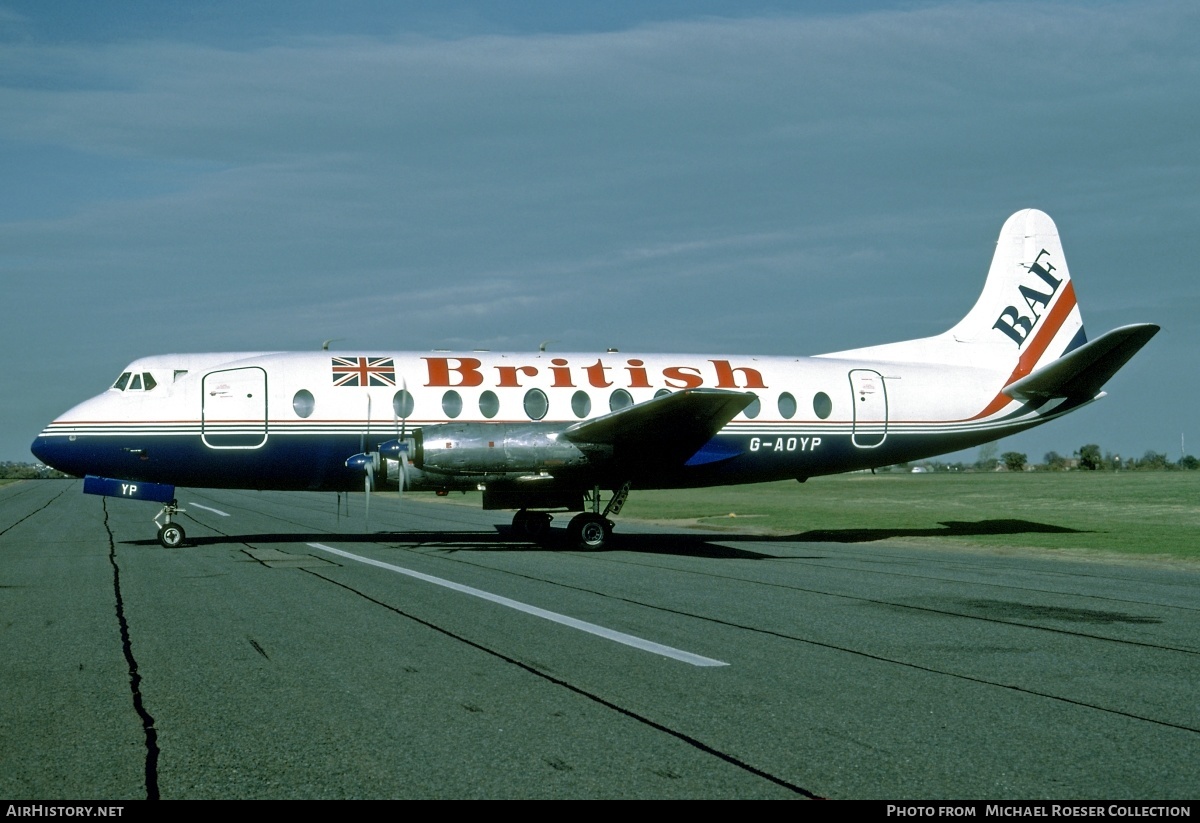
[31,209,1158,551]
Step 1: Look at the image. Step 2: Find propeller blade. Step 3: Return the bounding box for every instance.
[364,457,374,533]
[378,438,408,502]
[394,376,410,504]
[345,452,377,532]
[365,394,373,532]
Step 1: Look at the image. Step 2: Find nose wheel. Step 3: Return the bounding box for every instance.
[157,522,186,548]
[153,499,187,548]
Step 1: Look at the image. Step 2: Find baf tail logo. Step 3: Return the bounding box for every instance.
[992,249,1062,346]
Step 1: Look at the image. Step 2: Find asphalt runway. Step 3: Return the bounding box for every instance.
[2,479,1197,800]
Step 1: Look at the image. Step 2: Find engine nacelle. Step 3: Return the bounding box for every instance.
[414,423,596,475]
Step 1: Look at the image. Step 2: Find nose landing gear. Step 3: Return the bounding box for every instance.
[154,499,186,548]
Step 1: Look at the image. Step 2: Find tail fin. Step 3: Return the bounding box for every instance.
[819,209,1158,407]
[953,210,1156,398]
[820,209,1086,376]
[947,208,1086,379]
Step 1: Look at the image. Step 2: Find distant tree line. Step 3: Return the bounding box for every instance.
[890,443,1199,473]
[1043,444,1197,471]
[1,461,70,479]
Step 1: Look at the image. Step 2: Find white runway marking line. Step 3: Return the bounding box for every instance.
[307,543,728,667]
[189,503,230,516]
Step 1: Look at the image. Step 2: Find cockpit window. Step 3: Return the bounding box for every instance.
[111,371,159,392]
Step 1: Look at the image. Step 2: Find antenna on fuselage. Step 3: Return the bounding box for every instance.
[539,340,558,352]
[322,338,345,351]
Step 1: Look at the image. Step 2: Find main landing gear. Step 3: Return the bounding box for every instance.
[154,499,186,548]
[512,482,631,551]
[567,512,612,550]
[511,509,553,540]
[569,481,630,550]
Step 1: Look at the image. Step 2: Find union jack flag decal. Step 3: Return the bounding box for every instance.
[331,357,397,387]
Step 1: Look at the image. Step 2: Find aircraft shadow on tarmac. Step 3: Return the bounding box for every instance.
[120,517,1086,560]
[784,518,1088,543]
[124,529,784,559]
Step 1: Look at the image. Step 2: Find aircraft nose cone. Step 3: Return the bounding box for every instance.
[30,433,60,470]
[31,431,84,477]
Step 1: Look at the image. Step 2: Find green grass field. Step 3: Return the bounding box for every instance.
[619,472,1200,561]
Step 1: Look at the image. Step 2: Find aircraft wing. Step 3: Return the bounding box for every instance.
[1004,323,1159,401]
[561,388,755,466]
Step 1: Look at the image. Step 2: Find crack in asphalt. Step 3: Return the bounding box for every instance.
[427,552,1200,736]
[301,565,823,799]
[189,506,818,797]
[103,498,160,800]
[0,480,74,538]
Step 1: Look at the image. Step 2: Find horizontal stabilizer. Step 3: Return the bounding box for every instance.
[1004,323,1159,401]
[563,388,754,466]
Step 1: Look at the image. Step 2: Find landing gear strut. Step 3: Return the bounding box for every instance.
[153,499,186,548]
[566,481,631,550]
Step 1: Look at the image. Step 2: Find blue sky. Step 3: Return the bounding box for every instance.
[2,1,1196,465]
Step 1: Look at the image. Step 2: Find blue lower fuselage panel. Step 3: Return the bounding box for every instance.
[31,421,1038,496]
